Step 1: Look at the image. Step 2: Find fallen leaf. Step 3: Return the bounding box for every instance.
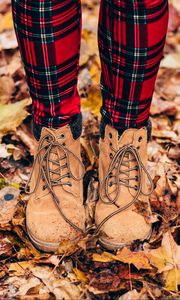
[8,261,35,276]
[0,30,18,50]
[145,231,180,274]
[0,98,31,140]
[57,239,80,255]
[0,144,11,158]
[0,11,14,33]
[161,53,180,69]
[0,186,19,224]
[73,268,88,283]
[164,268,180,291]
[93,248,152,270]
[150,94,178,116]
[116,247,152,270]
[119,289,141,300]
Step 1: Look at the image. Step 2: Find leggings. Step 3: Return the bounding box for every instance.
[12,0,169,131]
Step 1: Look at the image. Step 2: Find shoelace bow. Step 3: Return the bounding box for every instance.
[25,133,85,233]
[96,143,154,233]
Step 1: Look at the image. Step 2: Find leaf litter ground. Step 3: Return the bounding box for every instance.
[0,0,179,299]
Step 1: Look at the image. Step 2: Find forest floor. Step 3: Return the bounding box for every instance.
[0,0,179,299]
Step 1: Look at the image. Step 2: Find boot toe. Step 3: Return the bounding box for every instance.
[96,203,151,250]
[26,196,85,252]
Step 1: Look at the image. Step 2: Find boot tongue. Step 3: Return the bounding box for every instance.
[104,125,136,149]
[118,129,135,148]
[40,125,79,191]
[118,127,147,148]
[39,126,70,186]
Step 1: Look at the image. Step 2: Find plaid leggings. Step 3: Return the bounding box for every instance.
[12,0,168,130]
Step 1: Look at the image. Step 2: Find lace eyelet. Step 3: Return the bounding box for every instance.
[109,182,113,187]
[60,133,65,139]
[62,142,66,146]
[109,133,112,139]
[135,175,138,181]
[110,142,112,146]
[68,183,72,187]
[134,185,138,191]
[138,136,142,142]
[137,146,140,150]
[43,185,46,190]
[46,135,53,142]
[109,153,113,159]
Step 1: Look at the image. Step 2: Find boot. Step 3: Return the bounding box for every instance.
[26,125,85,252]
[95,125,154,250]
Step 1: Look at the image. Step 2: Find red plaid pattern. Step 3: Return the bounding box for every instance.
[12,0,169,129]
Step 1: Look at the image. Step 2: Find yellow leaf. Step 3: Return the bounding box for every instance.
[116,247,152,270]
[81,86,102,117]
[57,239,79,255]
[0,11,14,33]
[80,137,95,165]
[93,248,152,270]
[8,261,35,276]
[164,269,180,291]
[145,231,180,273]
[93,252,117,263]
[10,182,20,189]
[73,268,88,283]
[90,58,101,84]
[0,98,31,140]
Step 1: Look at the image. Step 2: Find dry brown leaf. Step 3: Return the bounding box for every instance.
[57,239,80,255]
[0,186,19,224]
[0,30,18,49]
[119,289,142,300]
[0,75,15,104]
[150,94,178,116]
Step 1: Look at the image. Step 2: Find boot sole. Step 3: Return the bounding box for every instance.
[27,227,59,252]
[98,227,152,251]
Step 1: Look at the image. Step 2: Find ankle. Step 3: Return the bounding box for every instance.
[100,118,152,142]
[33,113,82,141]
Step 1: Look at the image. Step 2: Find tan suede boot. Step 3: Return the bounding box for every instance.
[95,125,154,250]
[26,125,85,252]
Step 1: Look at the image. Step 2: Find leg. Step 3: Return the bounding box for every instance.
[96,0,169,249]
[12,0,81,131]
[12,0,85,252]
[98,0,169,131]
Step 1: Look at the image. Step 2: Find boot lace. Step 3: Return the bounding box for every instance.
[96,143,154,232]
[25,132,85,233]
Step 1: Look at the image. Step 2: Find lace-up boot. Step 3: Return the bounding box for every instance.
[26,125,85,252]
[95,125,154,250]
